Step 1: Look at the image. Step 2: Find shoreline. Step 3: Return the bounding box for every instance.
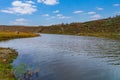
[0,47,18,80]
[0,31,39,41]
[77,33,120,40]
[41,32,120,40]
[0,31,39,80]
[0,32,119,80]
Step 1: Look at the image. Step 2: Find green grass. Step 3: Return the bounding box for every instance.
[0,48,18,80]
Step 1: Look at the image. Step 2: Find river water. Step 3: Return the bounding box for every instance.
[0,34,120,80]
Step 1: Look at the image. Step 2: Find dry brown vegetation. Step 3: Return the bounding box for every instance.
[0,31,39,41]
[40,15,120,39]
[0,16,120,34]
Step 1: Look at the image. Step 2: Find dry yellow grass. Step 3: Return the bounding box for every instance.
[0,31,39,41]
[77,32,120,40]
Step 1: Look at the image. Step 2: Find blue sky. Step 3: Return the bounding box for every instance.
[0,0,120,26]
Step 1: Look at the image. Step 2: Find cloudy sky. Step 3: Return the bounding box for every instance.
[0,0,120,26]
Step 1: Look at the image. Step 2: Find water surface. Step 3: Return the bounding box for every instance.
[0,34,120,80]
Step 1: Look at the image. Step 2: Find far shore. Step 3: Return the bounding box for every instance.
[77,32,120,40]
[41,32,120,40]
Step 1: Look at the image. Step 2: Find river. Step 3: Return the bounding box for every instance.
[0,34,120,80]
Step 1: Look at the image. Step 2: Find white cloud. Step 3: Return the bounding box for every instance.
[53,10,59,13]
[42,14,50,17]
[96,7,104,10]
[1,1,37,15]
[59,16,70,19]
[10,18,28,25]
[37,0,59,5]
[113,4,120,7]
[56,14,62,17]
[26,1,35,4]
[90,14,102,20]
[46,16,56,20]
[73,10,84,14]
[46,14,70,20]
[56,14,70,19]
[88,11,96,15]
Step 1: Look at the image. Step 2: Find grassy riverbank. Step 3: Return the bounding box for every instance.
[77,32,120,40]
[0,31,39,80]
[0,31,39,41]
[0,48,18,80]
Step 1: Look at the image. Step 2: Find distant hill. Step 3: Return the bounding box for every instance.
[0,15,120,35]
[40,15,120,34]
[0,25,43,33]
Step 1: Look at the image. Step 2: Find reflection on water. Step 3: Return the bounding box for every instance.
[13,64,40,80]
[0,34,120,80]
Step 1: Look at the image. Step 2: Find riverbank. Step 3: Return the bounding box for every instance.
[42,32,120,40]
[0,31,39,41]
[0,31,39,80]
[0,48,18,80]
[77,32,120,40]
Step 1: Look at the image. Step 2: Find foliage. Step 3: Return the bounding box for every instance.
[39,15,120,39]
[39,16,120,34]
